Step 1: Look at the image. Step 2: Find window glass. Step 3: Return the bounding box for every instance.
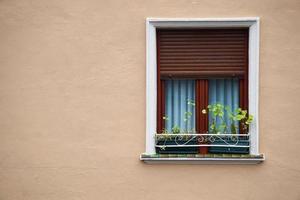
[208,78,239,133]
[165,79,196,133]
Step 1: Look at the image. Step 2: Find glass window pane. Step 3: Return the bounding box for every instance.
[165,80,196,133]
[208,78,239,134]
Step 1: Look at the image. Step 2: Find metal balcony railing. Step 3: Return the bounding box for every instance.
[155,133,250,149]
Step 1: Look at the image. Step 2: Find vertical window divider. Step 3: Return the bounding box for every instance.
[161,80,165,131]
[196,80,209,154]
[239,30,249,134]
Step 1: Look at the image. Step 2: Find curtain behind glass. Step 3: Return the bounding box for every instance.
[165,80,196,133]
[209,79,239,133]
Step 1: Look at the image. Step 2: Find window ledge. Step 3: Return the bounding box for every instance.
[140,153,265,164]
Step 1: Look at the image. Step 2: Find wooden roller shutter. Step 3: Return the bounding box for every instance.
[157,29,249,79]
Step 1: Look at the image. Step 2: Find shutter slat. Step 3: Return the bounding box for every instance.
[157,29,248,78]
[160,45,245,49]
[161,67,244,71]
[160,56,245,60]
[160,52,245,56]
[161,41,245,45]
[160,49,245,53]
[160,38,246,42]
[160,71,244,78]
[161,59,245,64]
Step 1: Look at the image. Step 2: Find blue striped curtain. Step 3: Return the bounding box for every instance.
[208,79,239,133]
[165,80,196,133]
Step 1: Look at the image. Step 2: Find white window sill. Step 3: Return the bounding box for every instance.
[140,154,265,164]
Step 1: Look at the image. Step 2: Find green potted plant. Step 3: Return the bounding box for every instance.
[155,100,198,154]
[206,103,253,154]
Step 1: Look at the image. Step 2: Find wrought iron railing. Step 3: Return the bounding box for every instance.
[155,133,250,149]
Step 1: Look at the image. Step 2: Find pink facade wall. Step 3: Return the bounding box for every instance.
[0,0,299,199]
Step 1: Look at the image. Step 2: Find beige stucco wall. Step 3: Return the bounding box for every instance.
[0,0,299,199]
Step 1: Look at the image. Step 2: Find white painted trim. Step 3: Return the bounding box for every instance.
[248,20,260,155]
[145,18,260,155]
[147,17,259,22]
[145,20,157,154]
[141,157,265,165]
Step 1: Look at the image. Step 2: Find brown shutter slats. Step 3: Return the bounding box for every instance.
[157,29,248,78]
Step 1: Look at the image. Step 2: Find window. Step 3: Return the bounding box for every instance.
[142,18,264,164]
[156,28,249,154]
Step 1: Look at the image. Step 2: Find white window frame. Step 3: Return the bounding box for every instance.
[145,18,260,156]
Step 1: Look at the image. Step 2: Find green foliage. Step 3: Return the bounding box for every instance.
[184,111,192,122]
[187,99,196,106]
[162,99,196,134]
[230,123,237,134]
[171,125,181,134]
[207,103,254,134]
[159,100,254,135]
[161,128,169,134]
[245,115,254,125]
[208,103,224,118]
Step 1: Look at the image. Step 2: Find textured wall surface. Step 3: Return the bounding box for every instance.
[0,0,299,199]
